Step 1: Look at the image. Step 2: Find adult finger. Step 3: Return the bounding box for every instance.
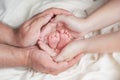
[46,61,68,75]
[67,53,83,66]
[24,8,72,28]
[29,14,53,32]
[54,15,70,23]
[21,13,53,34]
[35,8,73,19]
[50,54,82,75]
[38,41,57,56]
[46,8,73,15]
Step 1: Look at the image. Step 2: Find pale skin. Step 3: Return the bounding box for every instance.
[53,0,120,62]
[0,0,120,74]
[0,8,82,75]
[0,8,72,47]
[38,21,80,57]
[0,44,81,75]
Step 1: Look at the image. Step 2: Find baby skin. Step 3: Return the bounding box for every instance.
[38,21,80,57]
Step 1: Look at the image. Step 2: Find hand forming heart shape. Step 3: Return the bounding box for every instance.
[37,16,80,60]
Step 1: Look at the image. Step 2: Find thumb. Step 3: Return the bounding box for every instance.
[54,15,81,33]
[39,14,53,26]
[54,15,69,24]
[31,14,53,31]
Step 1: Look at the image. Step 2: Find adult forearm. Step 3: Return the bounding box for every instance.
[84,31,120,53]
[0,23,19,46]
[0,44,29,67]
[86,0,120,32]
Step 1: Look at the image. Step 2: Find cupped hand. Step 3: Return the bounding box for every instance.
[54,15,89,36]
[55,39,86,62]
[27,46,81,75]
[17,8,72,47]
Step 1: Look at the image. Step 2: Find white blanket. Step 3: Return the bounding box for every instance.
[0,0,120,80]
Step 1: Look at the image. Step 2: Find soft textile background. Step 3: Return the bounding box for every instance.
[0,0,120,80]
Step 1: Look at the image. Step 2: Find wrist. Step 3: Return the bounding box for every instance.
[12,45,31,67]
[82,39,90,53]
[5,28,24,47]
[7,29,20,47]
[80,39,88,53]
[0,44,30,67]
[15,31,23,47]
[19,48,30,67]
[11,29,21,46]
[77,18,92,36]
[82,37,97,53]
[15,30,28,47]
[75,39,88,53]
[0,23,20,46]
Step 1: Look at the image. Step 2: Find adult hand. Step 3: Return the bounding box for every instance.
[17,8,72,47]
[54,15,89,36]
[27,46,81,75]
[55,39,86,62]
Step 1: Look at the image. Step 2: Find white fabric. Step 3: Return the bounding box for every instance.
[0,0,120,80]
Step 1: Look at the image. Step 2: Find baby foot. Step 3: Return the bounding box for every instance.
[57,30,71,50]
[48,31,60,49]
